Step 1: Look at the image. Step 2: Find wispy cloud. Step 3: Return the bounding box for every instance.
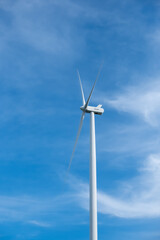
[0,193,77,226]
[0,0,83,56]
[28,220,51,228]
[0,0,148,57]
[100,79,160,126]
[97,123,160,157]
[71,154,160,218]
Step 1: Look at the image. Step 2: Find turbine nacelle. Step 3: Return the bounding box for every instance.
[80,105,104,115]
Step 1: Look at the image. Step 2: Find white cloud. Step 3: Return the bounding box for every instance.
[73,154,160,218]
[28,220,51,228]
[0,0,147,57]
[0,0,84,56]
[101,80,160,126]
[97,123,160,157]
[0,193,77,225]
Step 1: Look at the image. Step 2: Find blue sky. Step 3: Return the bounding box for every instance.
[0,0,160,239]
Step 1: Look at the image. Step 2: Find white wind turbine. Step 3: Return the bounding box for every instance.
[69,69,104,240]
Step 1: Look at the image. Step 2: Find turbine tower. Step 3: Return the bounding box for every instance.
[69,69,104,240]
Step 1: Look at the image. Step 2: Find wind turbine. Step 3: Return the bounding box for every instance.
[69,69,104,240]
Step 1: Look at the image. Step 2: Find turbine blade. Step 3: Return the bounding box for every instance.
[77,70,85,106]
[68,112,85,170]
[84,63,103,109]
